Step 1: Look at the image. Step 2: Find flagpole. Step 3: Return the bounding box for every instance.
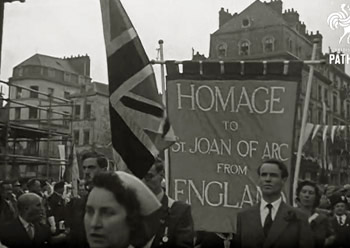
[158,40,170,195]
[293,40,318,206]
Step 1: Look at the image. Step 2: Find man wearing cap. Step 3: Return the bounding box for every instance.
[329,194,350,247]
[142,158,194,248]
[235,159,314,248]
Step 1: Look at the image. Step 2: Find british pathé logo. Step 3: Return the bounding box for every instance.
[327,4,350,44]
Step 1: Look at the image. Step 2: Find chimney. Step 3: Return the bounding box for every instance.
[219,8,233,28]
[299,22,306,35]
[307,30,323,60]
[265,0,283,15]
[283,9,300,27]
[65,55,91,77]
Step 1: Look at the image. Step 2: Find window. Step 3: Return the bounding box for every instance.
[74,105,81,119]
[336,76,341,89]
[15,107,21,120]
[29,86,39,98]
[29,107,38,119]
[323,88,329,105]
[83,130,90,145]
[307,104,313,122]
[239,40,250,56]
[333,92,339,113]
[64,91,70,99]
[16,88,22,99]
[329,71,334,83]
[63,111,69,126]
[317,109,322,124]
[217,43,227,57]
[287,39,293,52]
[64,72,71,82]
[297,106,301,121]
[263,37,274,53]
[318,85,322,101]
[85,104,91,119]
[48,88,54,96]
[242,18,250,28]
[48,68,55,78]
[74,130,80,145]
[16,68,23,77]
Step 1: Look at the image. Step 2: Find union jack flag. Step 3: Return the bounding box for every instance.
[100,0,175,178]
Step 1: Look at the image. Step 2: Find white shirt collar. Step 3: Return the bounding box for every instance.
[260,197,282,212]
[156,190,164,202]
[260,197,282,226]
[336,214,347,222]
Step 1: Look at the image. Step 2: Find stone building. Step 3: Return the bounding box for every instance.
[69,81,111,155]
[201,0,350,184]
[5,53,112,179]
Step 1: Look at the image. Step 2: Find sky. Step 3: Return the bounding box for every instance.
[1,0,348,93]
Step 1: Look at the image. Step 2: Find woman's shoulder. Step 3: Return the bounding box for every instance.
[315,208,332,218]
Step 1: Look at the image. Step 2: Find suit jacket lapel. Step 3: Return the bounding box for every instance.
[249,205,265,241]
[263,202,288,248]
[15,218,32,244]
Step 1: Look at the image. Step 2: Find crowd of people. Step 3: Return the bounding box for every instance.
[1,154,350,247]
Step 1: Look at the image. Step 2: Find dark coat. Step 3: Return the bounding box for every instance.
[151,194,194,248]
[195,231,234,248]
[47,192,66,233]
[309,211,334,248]
[0,199,16,224]
[235,202,314,248]
[331,214,350,248]
[65,196,89,248]
[0,218,51,248]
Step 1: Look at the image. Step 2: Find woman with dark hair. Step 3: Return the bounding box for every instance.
[296,180,335,248]
[84,171,161,248]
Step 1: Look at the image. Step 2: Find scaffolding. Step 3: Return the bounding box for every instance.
[0,80,74,180]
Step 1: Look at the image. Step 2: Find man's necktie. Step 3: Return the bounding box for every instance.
[264,204,273,236]
[339,216,343,225]
[27,224,34,240]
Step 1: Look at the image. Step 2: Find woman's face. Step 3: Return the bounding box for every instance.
[84,187,130,248]
[299,185,316,208]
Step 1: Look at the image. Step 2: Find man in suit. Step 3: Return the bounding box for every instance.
[142,158,195,248]
[329,194,350,248]
[0,181,17,224]
[235,159,314,248]
[0,193,51,248]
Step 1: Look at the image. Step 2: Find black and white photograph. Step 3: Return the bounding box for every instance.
[0,0,349,247]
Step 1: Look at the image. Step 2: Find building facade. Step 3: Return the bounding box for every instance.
[5,53,112,179]
[69,81,111,156]
[200,0,350,185]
